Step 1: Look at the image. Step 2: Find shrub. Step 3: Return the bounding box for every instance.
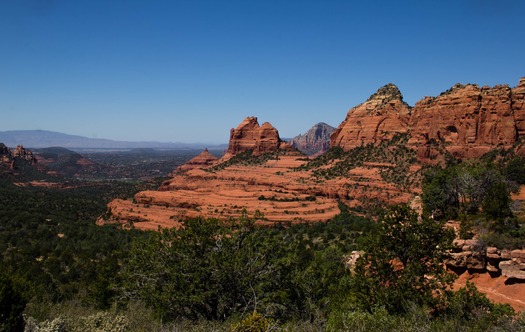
[231,311,275,332]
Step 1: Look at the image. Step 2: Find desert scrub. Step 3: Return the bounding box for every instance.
[297,134,418,181]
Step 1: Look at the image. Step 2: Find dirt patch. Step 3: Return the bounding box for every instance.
[453,270,525,312]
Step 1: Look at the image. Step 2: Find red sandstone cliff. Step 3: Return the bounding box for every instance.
[331,77,525,160]
[330,83,411,150]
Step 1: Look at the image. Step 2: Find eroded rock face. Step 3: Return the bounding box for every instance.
[290,122,335,156]
[223,117,284,159]
[331,78,525,160]
[446,241,525,280]
[499,249,525,279]
[410,83,519,159]
[447,239,487,270]
[330,83,411,150]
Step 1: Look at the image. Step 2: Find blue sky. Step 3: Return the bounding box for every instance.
[1,0,524,143]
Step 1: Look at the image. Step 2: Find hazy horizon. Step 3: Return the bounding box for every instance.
[1,0,524,143]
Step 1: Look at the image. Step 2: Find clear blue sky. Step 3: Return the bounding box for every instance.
[1,0,524,143]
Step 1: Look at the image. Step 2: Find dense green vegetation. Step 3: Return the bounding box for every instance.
[0,178,148,307]
[422,154,525,248]
[2,148,525,331]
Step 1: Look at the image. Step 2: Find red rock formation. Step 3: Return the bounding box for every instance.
[173,148,219,172]
[223,116,284,159]
[0,144,36,169]
[331,78,525,160]
[330,83,411,150]
[511,77,525,153]
[12,145,35,162]
[410,82,521,159]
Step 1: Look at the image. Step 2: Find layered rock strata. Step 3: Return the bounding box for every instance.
[447,239,525,280]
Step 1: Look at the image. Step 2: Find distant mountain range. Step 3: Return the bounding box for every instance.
[0,130,227,150]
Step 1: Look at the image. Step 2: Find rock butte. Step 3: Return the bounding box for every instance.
[222,116,293,160]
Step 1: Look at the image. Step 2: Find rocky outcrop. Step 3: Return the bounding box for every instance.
[331,78,525,160]
[498,249,525,279]
[330,83,411,150]
[13,145,35,162]
[290,122,335,156]
[176,148,219,172]
[447,239,487,270]
[446,239,525,280]
[222,117,287,159]
[0,144,36,169]
[1,143,11,164]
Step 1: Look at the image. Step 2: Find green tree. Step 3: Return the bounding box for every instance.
[504,155,525,184]
[422,162,513,221]
[124,214,278,321]
[0,273,27,332]
[350,205,455,314]
[421,167,459,219]
[482,177,512,220]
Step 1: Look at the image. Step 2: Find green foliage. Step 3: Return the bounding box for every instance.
[421,159,524,248]
[421,166,459,219]
[0,273,27,332]
[504,155,525,184]
[0,178,145,305]
[124,214,280,321]
[327,307,406,332]
[422,161,514,219]
[25,310,129,332]
[442,282,515,323]
[123,210,371,323]
[482,180,512,219]
[349,205,455,315]
[231,311,275,332]
[326,303,525,332]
